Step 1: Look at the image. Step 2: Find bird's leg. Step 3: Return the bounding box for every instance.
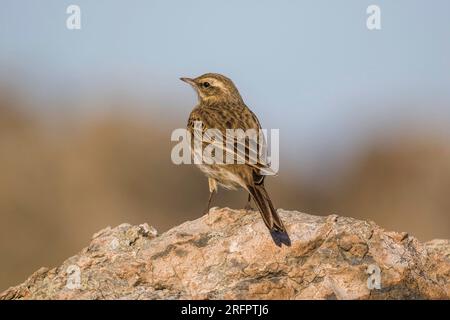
[244,193,254,211]
[205,178,218,215]
[205,191,215,214]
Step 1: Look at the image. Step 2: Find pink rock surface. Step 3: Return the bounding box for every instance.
[1,208,448,299]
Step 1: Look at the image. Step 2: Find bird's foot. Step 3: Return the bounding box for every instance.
[244,203,254,211]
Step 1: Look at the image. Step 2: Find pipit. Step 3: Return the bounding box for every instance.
[181,73,290,246]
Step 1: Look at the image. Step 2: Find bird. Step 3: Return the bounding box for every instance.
[180,73,291,246]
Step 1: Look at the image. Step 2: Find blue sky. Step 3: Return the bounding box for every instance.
[1,0,450,178]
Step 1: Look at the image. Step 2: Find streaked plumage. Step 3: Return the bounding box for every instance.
[181,73,290,246]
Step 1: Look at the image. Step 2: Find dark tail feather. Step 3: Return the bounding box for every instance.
[247,184,291,247]
[269,229,291,247]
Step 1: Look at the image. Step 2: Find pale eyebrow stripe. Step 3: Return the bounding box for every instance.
[201,78,228,91]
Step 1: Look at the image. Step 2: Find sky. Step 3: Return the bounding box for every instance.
[1,0,450,178]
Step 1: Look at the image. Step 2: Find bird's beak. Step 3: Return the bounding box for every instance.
[180,77,196,87]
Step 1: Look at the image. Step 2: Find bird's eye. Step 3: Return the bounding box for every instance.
[203,82,210,88]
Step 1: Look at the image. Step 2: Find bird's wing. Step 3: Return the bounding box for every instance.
[188,106,275,176]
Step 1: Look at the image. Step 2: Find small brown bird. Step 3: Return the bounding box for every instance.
[181,73,290,246]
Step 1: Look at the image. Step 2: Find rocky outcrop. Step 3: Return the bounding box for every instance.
[1,208,448,299]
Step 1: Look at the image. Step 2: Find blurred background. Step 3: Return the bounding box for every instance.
[1,0,450,291]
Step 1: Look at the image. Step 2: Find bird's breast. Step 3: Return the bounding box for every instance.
[196,164,243,190]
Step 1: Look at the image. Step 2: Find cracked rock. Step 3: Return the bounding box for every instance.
[0,208,448,300]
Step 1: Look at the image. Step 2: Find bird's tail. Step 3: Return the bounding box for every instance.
[247,184,291,247]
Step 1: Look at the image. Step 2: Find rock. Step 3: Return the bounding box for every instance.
[0,208,448,299]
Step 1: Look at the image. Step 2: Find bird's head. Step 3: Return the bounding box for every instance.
[180,73,243,103]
